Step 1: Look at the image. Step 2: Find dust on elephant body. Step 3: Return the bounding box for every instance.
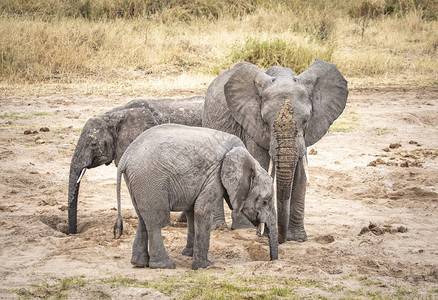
[114,124,278,270]
[67,96,204,235]
[203,60,348,243]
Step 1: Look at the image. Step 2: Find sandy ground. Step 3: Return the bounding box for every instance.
[0,87,437,299]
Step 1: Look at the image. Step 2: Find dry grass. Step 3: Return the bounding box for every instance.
[1,0,437,96]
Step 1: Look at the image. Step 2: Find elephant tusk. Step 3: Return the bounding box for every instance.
[77,168,86,184]
[268,159,274,176]
[273,172,277,211]
[257,222,265,236]
[303,155,309,184]
[269,158,277,209]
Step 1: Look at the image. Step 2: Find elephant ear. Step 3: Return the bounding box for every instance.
[112,108,157,165]
[296,59,348,147]
[220,147,255,212]
[224,63,275,150]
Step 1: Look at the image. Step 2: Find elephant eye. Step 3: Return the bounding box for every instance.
[263,199,268,206]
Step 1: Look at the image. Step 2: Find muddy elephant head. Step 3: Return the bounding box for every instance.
[222,59,348,243]
[68,108,156,234]
[221,147,278,260]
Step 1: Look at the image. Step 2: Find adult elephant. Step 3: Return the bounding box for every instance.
[202,59,348,243]
[68,96,204,234]
[109,96,204,126]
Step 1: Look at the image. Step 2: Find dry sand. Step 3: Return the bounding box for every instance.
[0,87,437,298]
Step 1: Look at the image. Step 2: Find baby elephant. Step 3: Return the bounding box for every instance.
[114,124,278,270]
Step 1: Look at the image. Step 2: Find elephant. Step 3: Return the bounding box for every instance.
[202,59,348,243]
[68,96,204,234]
[108,96,204,126]
[113,124,278,270]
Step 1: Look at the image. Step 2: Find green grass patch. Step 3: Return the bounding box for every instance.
[329,111,360,132]
[359,276,383,287]
[374,127,392,136]
[102,276,149,288]
[229,37,334,74]
[10,272,435,299]
[12,275,87,299]
[0,112,50,119]
[269,286,293,297]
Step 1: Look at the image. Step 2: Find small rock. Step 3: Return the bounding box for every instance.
[389,143,401,149]
[59,205,68,211]
[382,147,390,152]
[383,227,398,234]
[367,160,377,167]
[397,226,408,233]
[309,148,318,155]
[370,226,384,235]
[367,158,385,167]
[40,127,50,132]
[368,222,377,229]
[24,130,33,135]
[314,234,335,244]
[358,226,370,235]
[400,161,409,168]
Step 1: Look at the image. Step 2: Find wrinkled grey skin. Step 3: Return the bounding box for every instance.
[68,96,204,234]
[114,124,278,270]
[203,60,348,243]
[109,96,204,127]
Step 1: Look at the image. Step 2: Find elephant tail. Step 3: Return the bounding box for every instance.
[113,159,125,239]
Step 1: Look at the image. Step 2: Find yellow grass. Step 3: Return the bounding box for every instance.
[1,2,437,96]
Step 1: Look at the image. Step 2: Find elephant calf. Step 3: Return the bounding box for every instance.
[68,96,204,234]
[114,124,278,270]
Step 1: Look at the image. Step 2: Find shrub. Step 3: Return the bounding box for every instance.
[229,37,334,74]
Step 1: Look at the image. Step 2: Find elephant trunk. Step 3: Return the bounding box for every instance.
[275,150,297,244]
[271,99,298,244]
[267,215,279,260]
[68,148,88,234]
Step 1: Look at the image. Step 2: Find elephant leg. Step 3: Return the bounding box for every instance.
[182,209,194,257]
[191,180,221,270]
[146,225,176,269]
[131,215,149,267]
[212,197,229,230]
[287,155,307,242]
[129,195,149,267]
[231,136,269,229]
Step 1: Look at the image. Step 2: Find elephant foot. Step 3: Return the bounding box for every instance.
[131,262,148,268]
[131,253,149,268]
[213,221,229,231]
[149,258,176,269]
[287,229,308,243]
[191,258,213,270]
[182,247,193,257]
